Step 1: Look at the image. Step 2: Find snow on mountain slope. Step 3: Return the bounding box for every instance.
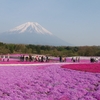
[9,22,52,35]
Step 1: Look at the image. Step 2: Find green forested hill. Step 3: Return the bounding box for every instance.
[0,42,100,56]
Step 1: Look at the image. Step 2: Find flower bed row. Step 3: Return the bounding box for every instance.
[61,63,100,73]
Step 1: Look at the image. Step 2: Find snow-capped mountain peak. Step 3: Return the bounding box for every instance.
[9,22,52,35]
[0,22,72,46]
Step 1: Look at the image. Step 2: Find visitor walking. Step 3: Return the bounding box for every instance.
[7,54,10,61]
[2,55,5,62]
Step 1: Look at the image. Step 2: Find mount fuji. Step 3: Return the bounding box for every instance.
[0,22,71,46]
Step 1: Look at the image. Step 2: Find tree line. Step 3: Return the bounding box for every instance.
[0,42,100,56]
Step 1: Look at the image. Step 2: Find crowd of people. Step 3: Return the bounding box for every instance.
[71,56,80,62]
[59,56,66,62]
[90,57,99,63]
[20,55,49,62]
[0,54,100,63]
[71,56,100,63]
[0,54,10,62]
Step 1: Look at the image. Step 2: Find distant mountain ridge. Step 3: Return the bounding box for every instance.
[0,22,72,46]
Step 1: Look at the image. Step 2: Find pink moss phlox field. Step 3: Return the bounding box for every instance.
[0,64,100,100]
[61,63,100,73]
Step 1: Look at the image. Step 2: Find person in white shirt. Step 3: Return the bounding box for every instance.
[2,55,5,62]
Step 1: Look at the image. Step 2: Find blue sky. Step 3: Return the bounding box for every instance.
[0,0,100,46]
